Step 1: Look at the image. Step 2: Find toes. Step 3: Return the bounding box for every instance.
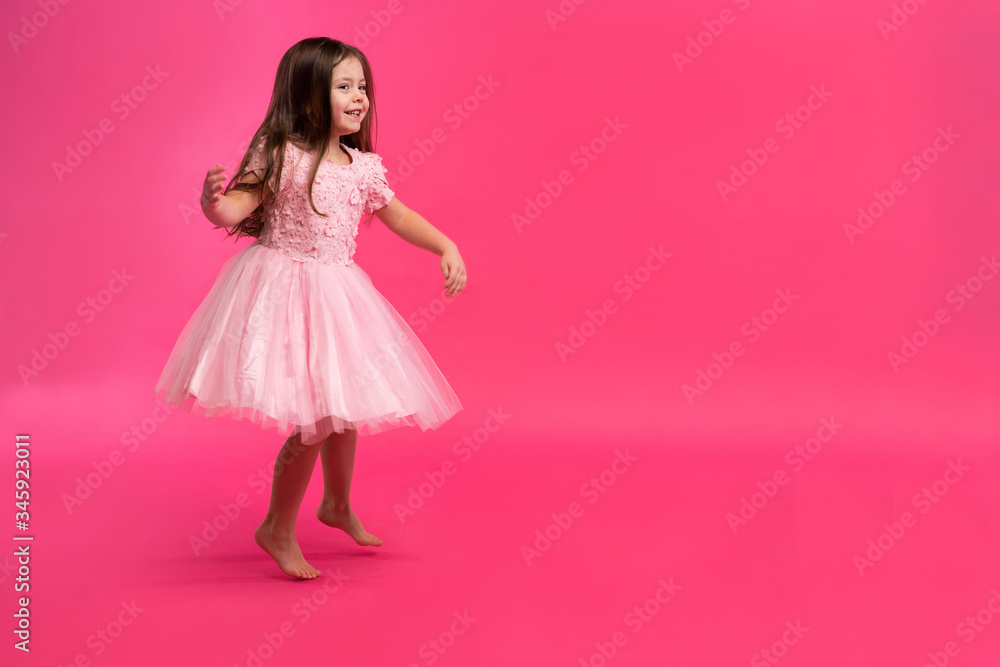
[278,559,318,579]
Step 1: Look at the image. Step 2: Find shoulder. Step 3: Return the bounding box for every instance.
[284,140,307,156]
[344,143,380,158]
[350,146,387,172]
[249,134,301,161]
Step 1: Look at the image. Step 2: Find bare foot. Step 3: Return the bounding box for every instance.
[254,522,321,579]
[317,501,383,546]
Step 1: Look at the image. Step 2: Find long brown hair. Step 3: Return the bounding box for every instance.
[222,37,382,241]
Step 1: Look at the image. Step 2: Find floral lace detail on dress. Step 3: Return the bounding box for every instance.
[246,139,395,266]
[363,153,395,214]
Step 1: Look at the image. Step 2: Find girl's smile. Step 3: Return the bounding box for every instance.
[331,56,368,135]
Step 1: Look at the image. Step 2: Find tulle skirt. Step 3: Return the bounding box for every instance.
[154,241,463,445]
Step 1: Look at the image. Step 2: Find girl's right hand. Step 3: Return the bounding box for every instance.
[201,164,228,211]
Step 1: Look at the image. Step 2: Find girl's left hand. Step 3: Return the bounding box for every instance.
[441,246,467,297]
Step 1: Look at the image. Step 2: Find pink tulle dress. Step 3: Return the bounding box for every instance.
[155,139,463,445]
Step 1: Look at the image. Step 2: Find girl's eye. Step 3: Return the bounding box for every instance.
[340,85,366,91]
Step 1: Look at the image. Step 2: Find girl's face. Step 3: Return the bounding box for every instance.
[329,57,368,137]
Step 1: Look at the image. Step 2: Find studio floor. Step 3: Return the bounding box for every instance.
[13,396,1000,667]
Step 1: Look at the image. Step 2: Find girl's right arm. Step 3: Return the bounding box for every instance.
[200,165,268,228]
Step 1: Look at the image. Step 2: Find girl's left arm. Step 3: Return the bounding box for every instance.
[375,198,467,296]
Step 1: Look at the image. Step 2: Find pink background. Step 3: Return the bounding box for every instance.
[2,0,999,665]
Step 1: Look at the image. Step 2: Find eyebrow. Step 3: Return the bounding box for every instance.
[334,78,366,83]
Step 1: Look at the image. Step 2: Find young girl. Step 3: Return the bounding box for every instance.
[155,37,466,580]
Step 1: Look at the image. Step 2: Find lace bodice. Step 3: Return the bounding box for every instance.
[244,139,395,266]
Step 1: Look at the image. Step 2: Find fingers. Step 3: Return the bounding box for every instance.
[444,268,467,296]
[441,256,466,296]
[206,166,227,187]
[202,165,228,207]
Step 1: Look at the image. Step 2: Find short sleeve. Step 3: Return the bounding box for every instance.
[364,153,395,213]
[244,137,267,177]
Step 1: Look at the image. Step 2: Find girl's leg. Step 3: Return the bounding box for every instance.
[316,427,382,546]
[254,431,323,579]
